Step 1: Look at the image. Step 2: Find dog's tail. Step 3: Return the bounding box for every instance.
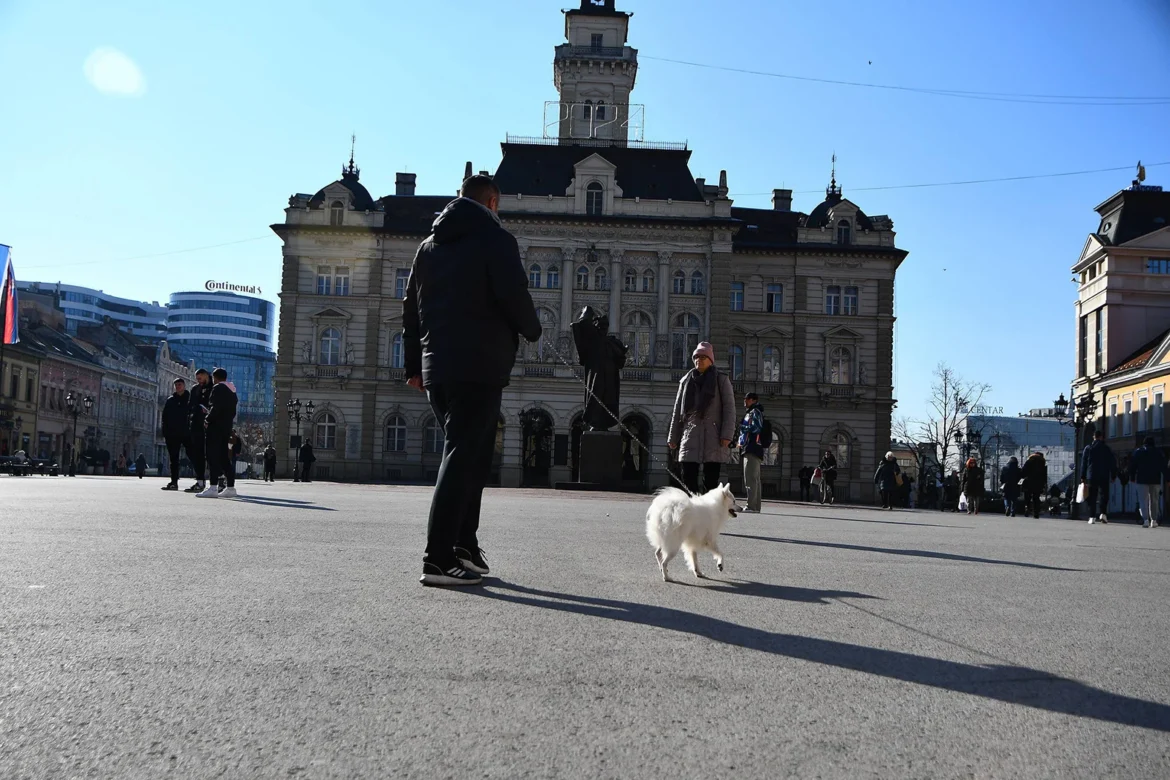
[646,487,689,548]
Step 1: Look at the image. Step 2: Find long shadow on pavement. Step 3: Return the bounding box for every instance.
[235,497,336,511]
[671,579,877,604]
[723,533,1078,572]
[772,512,964,529]
[471,581,1170,731]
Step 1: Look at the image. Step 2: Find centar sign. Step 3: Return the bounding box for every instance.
[205,280,262,295]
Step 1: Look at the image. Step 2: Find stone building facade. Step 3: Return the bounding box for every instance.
[271,0,906,501]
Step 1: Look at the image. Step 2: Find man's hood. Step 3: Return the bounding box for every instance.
[431,197,501,244]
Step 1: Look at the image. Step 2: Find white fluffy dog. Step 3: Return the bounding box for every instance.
[645,484,738,582]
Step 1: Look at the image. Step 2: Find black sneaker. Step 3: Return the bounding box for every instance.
[454,546,490,575]
[183,483,204,493]
[420,561,483,587]
[161,483,178,491]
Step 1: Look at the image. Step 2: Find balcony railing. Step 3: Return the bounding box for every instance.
[557,45,632,60]
[524,366,555,378]
[622,369,652,382]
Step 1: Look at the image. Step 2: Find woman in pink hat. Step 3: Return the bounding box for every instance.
[668,341,736,494]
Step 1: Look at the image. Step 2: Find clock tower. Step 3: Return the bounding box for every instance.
[552,0,639,142]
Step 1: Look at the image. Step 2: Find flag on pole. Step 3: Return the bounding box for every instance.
[1,244,18,345]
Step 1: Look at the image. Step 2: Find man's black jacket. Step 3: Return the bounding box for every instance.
[403,197,542,387]
[206,382,237,435]
[161,391,190,440]
[189,381,213,433]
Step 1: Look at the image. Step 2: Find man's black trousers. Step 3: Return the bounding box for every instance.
[188,429,206,482]
[165,437,187,485]
[206,429,231,487]
[424,382,502,565]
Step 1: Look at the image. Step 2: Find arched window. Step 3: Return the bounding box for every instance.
[830,346,852,385]
[624,268,638,292]
[834,432,851,469]
[547,264,560,289]
[384,415,406,453]
[594,266,608,291]
[586,182,604,216]
[837,219,851,245]
[528,264,541,288]
[319,328,341,366]
[690,270,705,295]
[390,333,404,369]
[672,270,687,294]
[576,265,590,290]
[671,313,702,369]
[424,417,444,454]
[729,344,745,380]
[762,346,781,382]
[642,269,655,293]
[329,200,344,226]
[315,412,337,449]
[623,310,653,366]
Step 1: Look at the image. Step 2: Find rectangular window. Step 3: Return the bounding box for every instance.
[334,268,350,296]
[41,385,47,409]
[1095,312,1103,373]
[1124,399,1133,436]
[1140,396,1149,431]
[1110,402,1118,437]
[641,273,653,293]
[9,368,19,399]
[590,33,603,49]
[1156,393,1164,429]
[844,286,859,315]
[395,269,410,299]
[25,377,34,403]
[316,266,331,296]
[825,285,841,315]
[730,282,744,311]
[1147,258,1170,274]
[1079,315,1088,378]
[766,284,783,313]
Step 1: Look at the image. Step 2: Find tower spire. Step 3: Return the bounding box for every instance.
[827,153,840,198]
[343,134,359,179]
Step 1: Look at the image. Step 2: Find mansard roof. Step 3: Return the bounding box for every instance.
[308,169,378,212]
[803,191,874,230]
[493,141,704,202]
[1093,187,1170,247]
[379,195,452,235]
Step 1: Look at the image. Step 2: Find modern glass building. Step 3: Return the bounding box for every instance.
[165,291,276,418]
[18,281,167,341]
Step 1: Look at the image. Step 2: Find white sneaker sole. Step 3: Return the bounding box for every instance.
[420,572,483,586]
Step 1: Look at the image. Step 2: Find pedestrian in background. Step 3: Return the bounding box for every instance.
[818,449,839,505]
[161,378,191,491]
[404,174,542,587]
[134,453,147,479]
[1129,436,1166,528]
[1081,429,1117,525]
[263,444,277,482]
[961,458,985,515]
[185,368,213,493]
[1021,452,1047,519]
[874,452,902,509]
[798,465,813,501]
[668,341,736,496]
[299,440,316,483]
[737,392,765,513]
[226,431,243,495]
[1000,456,1022,517]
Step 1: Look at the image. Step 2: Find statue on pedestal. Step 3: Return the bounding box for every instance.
[570,306,627,432]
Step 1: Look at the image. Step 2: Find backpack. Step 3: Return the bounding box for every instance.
[759,417,774,448]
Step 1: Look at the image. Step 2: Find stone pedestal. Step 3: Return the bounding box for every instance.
[579,431,622,485]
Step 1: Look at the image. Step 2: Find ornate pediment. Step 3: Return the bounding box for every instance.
[823,325,863,341]
[309,307,352,321]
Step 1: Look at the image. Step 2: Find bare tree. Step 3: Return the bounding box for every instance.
[905,363,992,476]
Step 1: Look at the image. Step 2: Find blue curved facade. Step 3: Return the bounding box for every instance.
[165,291,276,418]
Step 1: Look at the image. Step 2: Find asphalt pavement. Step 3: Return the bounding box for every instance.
[2,476,1169,778]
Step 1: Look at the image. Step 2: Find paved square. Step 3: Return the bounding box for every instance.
[3,476,1169,778]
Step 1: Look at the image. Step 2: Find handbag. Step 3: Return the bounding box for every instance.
[959,493,969,512]
[811,467,824,486]
[1075,483,1086,504]
[895,472,904,487]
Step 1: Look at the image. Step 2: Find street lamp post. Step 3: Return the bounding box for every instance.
[64,392,94,477]
[1055,392,1098,520]
[286,399,314,482]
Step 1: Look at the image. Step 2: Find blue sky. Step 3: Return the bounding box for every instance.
[1,0,1168,421]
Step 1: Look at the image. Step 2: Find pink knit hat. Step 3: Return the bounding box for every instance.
[692,341,715,362]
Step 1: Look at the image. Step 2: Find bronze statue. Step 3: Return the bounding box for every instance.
[570,306,627,432]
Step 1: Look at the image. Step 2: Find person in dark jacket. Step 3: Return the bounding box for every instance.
[197,368,238,498]
[1129,436,1167,528]
[1081,429,1117,524]
[1020,452,1048,519]
[227,431,243,492]
[818,451,839,505]
[184,369,213,493]
[737,393,765,513]
[298,441,316,482]
[404,175,542,587]
[874,451,902,509]
[134,453,147,479]
[1000,456,1022,517]
[263,444,277,482]
[160,378,192,490]
[961,458,985,515]
[798,465,814,501]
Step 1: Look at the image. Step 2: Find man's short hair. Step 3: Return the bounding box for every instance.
[461,174,500,205]
[745,392,759,402]
[212,367,228,381]
[195,368,210,377]
[1094,429,1106,439]
[173,377,186,386]
[1145,436,1156,447]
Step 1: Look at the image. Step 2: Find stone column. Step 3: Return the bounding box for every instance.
[656,251,671,366]
[560,248,575,326]
[608,249,623,333]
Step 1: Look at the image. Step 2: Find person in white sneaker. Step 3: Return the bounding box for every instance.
[1081,429,1117,524]
[197,368,238,498]
[1129,436,1166,528]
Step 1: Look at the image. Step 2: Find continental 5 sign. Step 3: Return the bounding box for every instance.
[205,280,262,295]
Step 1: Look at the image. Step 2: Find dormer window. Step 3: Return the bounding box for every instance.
[586,182,604,215]
[836,219,851,245]
[591,33,603,49]
[330,200,344,226]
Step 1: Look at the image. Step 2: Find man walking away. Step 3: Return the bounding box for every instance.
[226,430,242,495]
[404,175,542,587]
[1082,429,1117,524]
[737,393,765,513]
[1130,436,1166,528]
[161,378,191,491]
[1000,456,1022,517]
[135,453,147,479]
[197,368,238,498]
[185,369,213,493]
[299,440,315,482]
[1021,452,1048,519]
[263,444,277,482]
[798,465,813,502]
